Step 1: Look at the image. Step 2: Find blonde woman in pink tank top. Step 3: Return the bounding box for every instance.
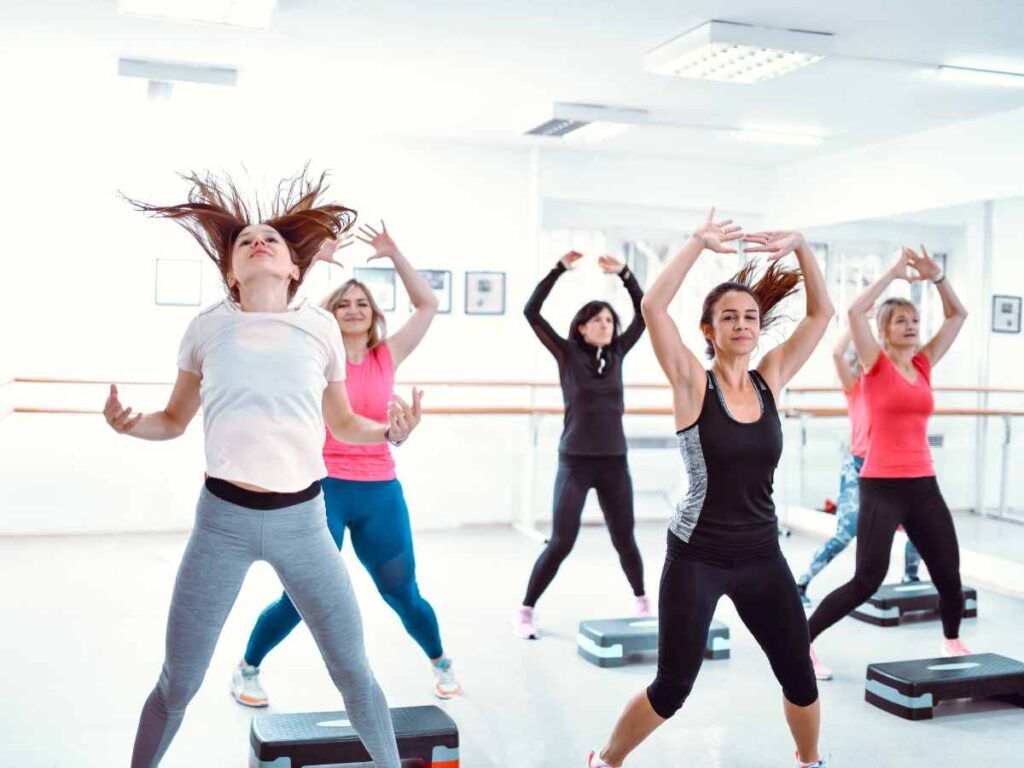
[234,221,462,705]
[794,328,921,608]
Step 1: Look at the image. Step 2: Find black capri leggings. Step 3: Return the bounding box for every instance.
[647,538,818,718]
[523,454,645,607]
[809,475,964,641]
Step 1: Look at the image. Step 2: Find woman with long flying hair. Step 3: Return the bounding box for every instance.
[107,170,416,767]
[588,209,834,768]
[234,221,461,704]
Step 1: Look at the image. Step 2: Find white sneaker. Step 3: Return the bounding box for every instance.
[809,644,833,681]
[942,638,972,657]
[588,750,617,767]
[432,658,462,699]
[231,661,268,708]
[635,595,653,617]
[514,606,538,639]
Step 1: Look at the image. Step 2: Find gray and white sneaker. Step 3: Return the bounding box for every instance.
[432,658,462,699]
[231,661,269,707]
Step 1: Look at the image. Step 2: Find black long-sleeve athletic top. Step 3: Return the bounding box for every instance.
[524,261,646,456]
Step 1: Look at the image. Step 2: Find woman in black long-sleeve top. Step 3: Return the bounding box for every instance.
[514,250,649,640]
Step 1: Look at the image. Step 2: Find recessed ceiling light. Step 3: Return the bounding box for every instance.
[646,20,832,84]
[119,0,277,29]
[525,103,647,142]
[733,129,824,146]
[936,65,1024,88]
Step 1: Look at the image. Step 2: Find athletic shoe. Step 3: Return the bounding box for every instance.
[587,750,618,767]
[514,606,538,639]
[432,658,462,699]
[231,661,268,707]
[900,574,921,584]
[635,595,653,617]
[942,638,972,657]
[797,583,813,609]
[809,644,833,681]
[795,751,829,767]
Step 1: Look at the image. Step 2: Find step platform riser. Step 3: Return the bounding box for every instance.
[852,583,977,627]
[577,618,730,668]
[864,653,1024,721]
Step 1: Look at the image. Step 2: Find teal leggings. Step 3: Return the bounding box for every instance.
[245,477,443,665]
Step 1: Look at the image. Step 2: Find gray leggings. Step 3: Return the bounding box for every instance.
[131,487,400,768]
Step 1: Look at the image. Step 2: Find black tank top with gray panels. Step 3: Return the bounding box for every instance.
[670,369,783,563]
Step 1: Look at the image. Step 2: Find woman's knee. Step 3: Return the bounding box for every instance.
[646,674,694,719]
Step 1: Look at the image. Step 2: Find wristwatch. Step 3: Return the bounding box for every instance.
[384,427,406,447]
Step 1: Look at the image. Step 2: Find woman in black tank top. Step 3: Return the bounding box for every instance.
[587,210,835,768]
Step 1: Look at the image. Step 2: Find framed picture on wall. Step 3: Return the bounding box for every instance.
[992,295,1022,334]
[465,271,506,315]
[155,259,202,306]
[353,267,396,311]
[410,269,452,314]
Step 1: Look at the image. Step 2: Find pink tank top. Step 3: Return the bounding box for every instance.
[844,378,870,459]
[323,343,397,482]
[860,352,935,479]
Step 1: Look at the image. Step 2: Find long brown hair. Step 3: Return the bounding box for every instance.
[321,279,388,349]
[123,168,356,303]
[700,260,802,358]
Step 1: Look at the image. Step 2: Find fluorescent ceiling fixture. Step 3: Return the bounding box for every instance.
[526,103,647,142]
[936,65,1024,88]
[118,58,238,88]
[119,0,276,29]
[569,122,634,143]
[646,20,832,83]
[734,129,824,146]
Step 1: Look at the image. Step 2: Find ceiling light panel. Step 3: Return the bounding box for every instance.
[646,20,833,84]
[119,0,277,29]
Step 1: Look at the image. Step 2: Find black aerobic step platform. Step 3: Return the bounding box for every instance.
[577,617,730,668]
[865,653,1024,720]
[249,705,459,768]
[851,581,977,627]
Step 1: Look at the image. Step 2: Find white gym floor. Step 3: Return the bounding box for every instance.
[1,521,1021,767]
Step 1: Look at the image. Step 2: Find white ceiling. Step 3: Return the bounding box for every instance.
[4,0,1024,165]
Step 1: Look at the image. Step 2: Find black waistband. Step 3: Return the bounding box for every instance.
[205,477,321,510]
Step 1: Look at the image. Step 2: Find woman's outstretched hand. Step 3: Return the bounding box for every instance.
[313,232,355,267]
[891,248,928,283]
[904,245,942,282]
[743,230,807,262]
[358,220,401,262]
[559,250,584,269]
[597,255,625,274]
[103,384,143,434]
[694,207,744,254]
[387,388,423,443]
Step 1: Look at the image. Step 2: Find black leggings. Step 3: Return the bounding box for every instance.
[523,454,645,606]
[647,540,818,718]
[809,476,964,641]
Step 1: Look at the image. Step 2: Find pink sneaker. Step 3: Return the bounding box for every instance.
[514,606,538,639]
[942,638,972,657]
[635,595,653,617]
[809,644,833,681]
[587,750,618,767]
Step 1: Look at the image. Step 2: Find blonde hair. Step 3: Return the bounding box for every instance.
[321,280,388,348]
[876,297,918,347]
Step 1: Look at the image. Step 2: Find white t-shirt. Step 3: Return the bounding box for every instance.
[177,299,346,492]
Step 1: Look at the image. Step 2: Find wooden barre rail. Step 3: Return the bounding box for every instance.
[13,406,1024,418]
[787,385,1024,395]
[13,377,1024,396]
